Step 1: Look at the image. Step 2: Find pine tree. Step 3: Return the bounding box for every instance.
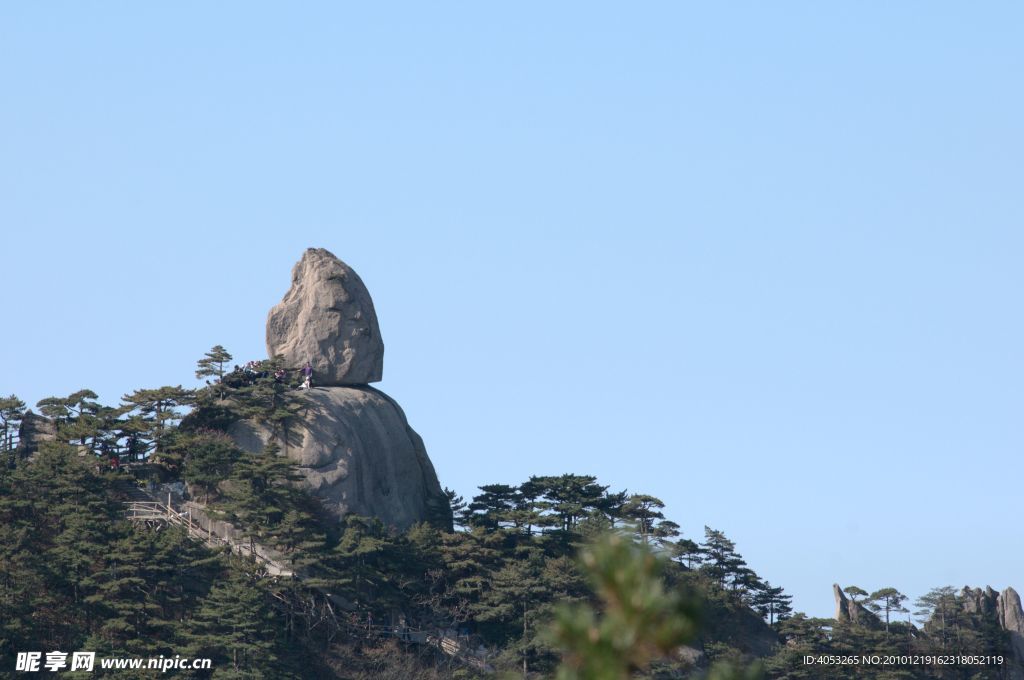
[914,586,957,649]
[600,489,629,527]
[699,527,748,591]
[42,445,120,607]
[750,581,793,626]
[464,483,519,530]
[534,474,609,533]
[620,494,679,546]
[121,386,194,453]
[196,345,234,384]
[550,532,701,680]
[867,587,908,634]
[37,389,100,425]
[444,487,468,530]
[217,443,305,556]
[82,528,178,657]
[513,476,557,536]
[0,449,62,657]
[329,514,398,608]
[843,585,868,605]
[0,395,25,453]
[436,526,506,625]
[183,566,281,677]
[266,508,327,570]
[478,545,554,675]
[179,430,241,502]
[37,389,104,451]
[670,537,702,570]
[81,521,221,669]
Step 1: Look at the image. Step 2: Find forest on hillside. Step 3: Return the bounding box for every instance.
[0,347,1015,679]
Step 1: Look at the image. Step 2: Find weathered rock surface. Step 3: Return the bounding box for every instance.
[229,386,450,530]
[961,586,999,615]
[833,584,883,629]
[266,248,384,386]
[17,410,56,456]
[999,588,1024,677]
[832,584,848,620]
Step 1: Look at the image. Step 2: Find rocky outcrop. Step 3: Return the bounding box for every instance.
[229,386,450,529]
[833,584,883,629]
[266,248,384,386]
[16,410,55,457]
[962,586,999,615]
[230,248,450,530]
[999,588,1024,677]
[832,584,846,620]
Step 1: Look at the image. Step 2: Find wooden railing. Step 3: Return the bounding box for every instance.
[124,495,294,577]
[1,430,19,453]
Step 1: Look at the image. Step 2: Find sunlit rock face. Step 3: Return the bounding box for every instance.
[230,248,450,530]
[229,386,450,530]
[266,248,384,386]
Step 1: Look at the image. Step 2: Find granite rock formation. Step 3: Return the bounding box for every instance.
[832,584,883,629]
[266,248,384,386]
[17,410,56,457]
[962,585,999,615]
[834,583,1024,678]
[999,588,1024,678]
[229,386,448,529]
[231,248,450,530]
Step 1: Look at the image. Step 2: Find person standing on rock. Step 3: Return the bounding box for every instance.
[301,361,313,389]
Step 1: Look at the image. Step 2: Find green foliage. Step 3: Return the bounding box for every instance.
[699,527,750,590]
[914,586,958,648]
[750,581,793,626]
[844,585,868,603]
[177,430,242,501]
[183,565,281,677]
[444,487,468,529]
[620,493,679,547]
[122,385,193,438]
[196,345,234,382]
[463,483,519,530]
[6,362,1021,680]
[550,532,700,679]
[867,587,909,633]
[0,394,25,453]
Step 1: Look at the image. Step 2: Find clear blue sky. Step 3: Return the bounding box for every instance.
[3,3,1022,619]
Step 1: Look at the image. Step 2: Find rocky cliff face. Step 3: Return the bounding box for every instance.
[234,248,450,530]
[229,386,449,529]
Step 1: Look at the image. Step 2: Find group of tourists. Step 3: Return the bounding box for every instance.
[220,360,314,390]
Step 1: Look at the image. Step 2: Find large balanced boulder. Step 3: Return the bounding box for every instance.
[266,248,384,386]
[229,386,451,530]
